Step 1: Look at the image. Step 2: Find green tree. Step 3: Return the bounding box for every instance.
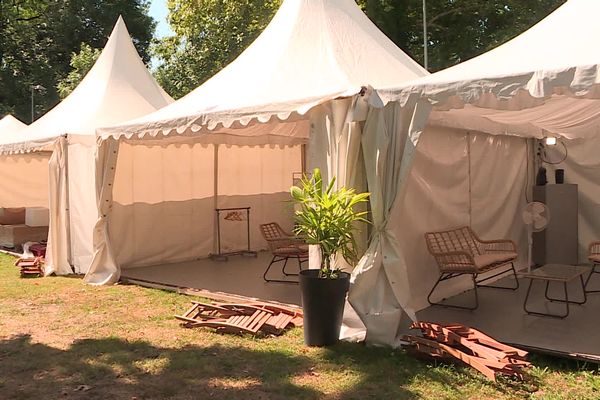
[357,0,566,71]
[0,0,155,122]
[153,0,281,99]
[57,44,102,99]
[155,0,566,99]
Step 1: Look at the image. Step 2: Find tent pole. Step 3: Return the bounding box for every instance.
[213,144,219,254]
[422,0,429,70]
[467,131,472,228]
[301,144,307,173]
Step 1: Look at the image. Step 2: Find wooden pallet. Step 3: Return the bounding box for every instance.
[403,322,530,382]
[175,300,302,336]
[15,257,44,278]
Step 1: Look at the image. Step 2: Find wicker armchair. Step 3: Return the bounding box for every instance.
[586,241,600,293]
[260,222,308,284]
[424,226,519,310]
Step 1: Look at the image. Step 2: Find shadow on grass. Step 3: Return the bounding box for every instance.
[1,334,318,399]
[0,334,428,400]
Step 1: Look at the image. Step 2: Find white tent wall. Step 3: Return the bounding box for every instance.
[546,137,600,263]
[0,152,50,208]
[67,140,99,272]
[394,125,529,313]
[108,142,215,268]
[94,140,301,273]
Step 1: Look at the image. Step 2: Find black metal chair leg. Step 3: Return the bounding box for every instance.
[263,255,299,284]
[584,263,600,293]
[427,273,478,311]
[282,256,300,276]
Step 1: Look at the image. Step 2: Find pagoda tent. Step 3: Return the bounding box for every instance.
[87,0,428,285]
[348,0,600,346]
[0,17,173,275]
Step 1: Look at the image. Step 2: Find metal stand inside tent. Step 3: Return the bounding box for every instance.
[209,207,257,261]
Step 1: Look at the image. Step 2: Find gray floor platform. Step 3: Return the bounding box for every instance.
[121,251,302,306]
[417,272,600,361]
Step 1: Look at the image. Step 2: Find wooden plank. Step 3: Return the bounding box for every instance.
[443,324,528,357]
[404,335,498,381]
[414,322,510,361]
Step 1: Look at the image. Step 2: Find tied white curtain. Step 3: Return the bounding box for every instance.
[45,136,71,275]
[349,97,432,346]
[85,137,120,285]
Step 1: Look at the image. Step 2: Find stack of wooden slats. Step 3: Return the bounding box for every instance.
[175,300,303,336]
[402,322,530,382]
[15,257,45,277]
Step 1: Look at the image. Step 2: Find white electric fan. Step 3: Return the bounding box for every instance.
[522,201,550,272]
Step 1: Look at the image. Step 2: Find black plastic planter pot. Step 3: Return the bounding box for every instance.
[299,269,350,346]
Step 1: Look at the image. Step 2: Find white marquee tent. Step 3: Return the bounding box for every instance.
[349,0,600,346]
[0,17,173,275]
[0,115,27,135]
[87,0,428,285]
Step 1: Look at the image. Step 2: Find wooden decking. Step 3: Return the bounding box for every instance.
[121,251,302,306]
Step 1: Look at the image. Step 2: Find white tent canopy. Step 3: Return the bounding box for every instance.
[87,0,427,285]
[350,0,600,346]
[97,0,427,142]
[0,115,27,135]
[0,17,173,275]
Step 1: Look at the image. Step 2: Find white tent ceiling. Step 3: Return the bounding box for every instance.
[0,115,27,135]
[429,95,600,140]
[97,0,428,142]
[0,17,173,154]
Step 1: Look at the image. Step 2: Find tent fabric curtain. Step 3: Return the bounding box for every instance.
[348,97,432,346]
[44,137,71,275]
[85,137,120,285]
[66,140,100,273]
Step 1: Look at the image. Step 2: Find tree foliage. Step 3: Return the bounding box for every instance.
[153,0,281,99]
[0,0,155,122]
[356,0,567,71]
[154,0,566,99]
[57,44,101,99]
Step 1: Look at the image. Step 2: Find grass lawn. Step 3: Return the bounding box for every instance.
[1,254,599,399]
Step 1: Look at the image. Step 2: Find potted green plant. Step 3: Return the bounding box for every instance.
[290,168,369,346]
